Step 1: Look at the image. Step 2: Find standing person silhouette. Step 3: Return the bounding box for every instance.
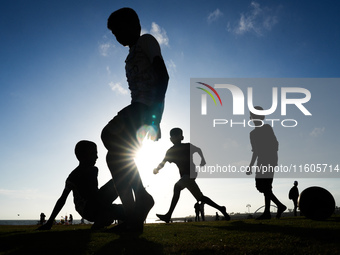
[194,202,200,221]
[69,214,73,224]
[39,213,46,225]
[102,7,169,233]
[246,106,286,219]
[154,128,230,223]
[289,181,299,216]
[200,202,205,221]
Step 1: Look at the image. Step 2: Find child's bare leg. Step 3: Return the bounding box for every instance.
[168,184,181,216]
[157,184,181,223]
[264,193,271,214]
[106,152,135,223]
[102,104,154,230]
[255,194,272,220]
[200,196,230,220]
[105,140,153,227]
[269,192,286,219]
[130,164,154,223]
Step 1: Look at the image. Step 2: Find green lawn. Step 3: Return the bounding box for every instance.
[1,216,339,255]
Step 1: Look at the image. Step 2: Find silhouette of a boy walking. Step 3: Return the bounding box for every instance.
[246,106,286,219]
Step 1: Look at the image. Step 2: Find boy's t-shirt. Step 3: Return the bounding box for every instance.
[250,124,278,177]
[164,143,198,178]
[125,33,163,107]
[65,166,99,216]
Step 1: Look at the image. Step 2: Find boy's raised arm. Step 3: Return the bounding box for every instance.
[37,187,71,230]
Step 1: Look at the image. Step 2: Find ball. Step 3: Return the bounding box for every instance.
[298,186,335,220]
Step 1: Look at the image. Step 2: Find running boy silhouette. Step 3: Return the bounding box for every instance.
[101,8,169,232]
[246,106,286,219]
[37,141,124,230]
[154,128,230,223]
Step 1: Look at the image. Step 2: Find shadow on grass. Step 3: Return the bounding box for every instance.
[0,228,92,255]
[194,217,340,246]
[95,235,164,255]
[0,226,164,255]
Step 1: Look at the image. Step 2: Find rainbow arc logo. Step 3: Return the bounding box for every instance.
[196,82,222,106]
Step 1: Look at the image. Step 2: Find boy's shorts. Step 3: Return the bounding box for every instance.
[112,103,149,136]
[175,175,203,201]
[102,103,149,151]
[102,102,162,151]
[255,178,273,194]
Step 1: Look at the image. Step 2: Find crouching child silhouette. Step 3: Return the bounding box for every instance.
[37,141,124,230]
[153,128,230,223]
[246,106,286,219]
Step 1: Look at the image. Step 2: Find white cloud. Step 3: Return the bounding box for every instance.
[150,22,169,47]
[166,59,177,77]
[109,82,129,95]
[310,127,325,138]
[99,43,111,57]
[207,9,223,23]
[233,1,278,36]
[142,22,169,47]
[106,66,111,75]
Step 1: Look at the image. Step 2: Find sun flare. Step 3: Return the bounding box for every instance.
[134,137,168,187]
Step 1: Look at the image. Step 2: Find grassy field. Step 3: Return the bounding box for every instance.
[1,216,340,255]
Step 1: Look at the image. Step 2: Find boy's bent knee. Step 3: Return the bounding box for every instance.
[174,183,184,193]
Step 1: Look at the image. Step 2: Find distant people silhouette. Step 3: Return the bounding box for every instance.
[37,141,124,230]
[246,106,286,219]
[215,212,219,221]
[102,7,169,233]
[154,128,230,223]
[69,214,73,224]
[194,202,200,221]
[289,181,299,216]
[194,202,205,222]
[200,202,205,221]
[39,212,46,225]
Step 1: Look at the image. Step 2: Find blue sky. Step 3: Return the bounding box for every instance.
[1,0,339,221]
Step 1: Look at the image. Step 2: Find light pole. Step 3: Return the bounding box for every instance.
[246,204,251,214]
